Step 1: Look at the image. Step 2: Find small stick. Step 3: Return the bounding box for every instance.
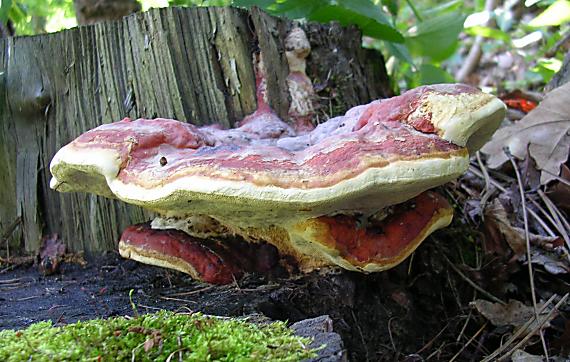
[436,243,505,305]
[159,296,198,304]
[164,285,215,297]
[469,166,557,236]
[1,217,22,260]
[351,310,370,361]
[539,168,570,186]
[505,149,548,359]
[449,321,488,362]
[415,322,449,355]
[538,189,570,256]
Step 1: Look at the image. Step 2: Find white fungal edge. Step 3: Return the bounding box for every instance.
[50,144,469,209]
[418,93,506,151]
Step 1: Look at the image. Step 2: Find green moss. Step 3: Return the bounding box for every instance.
[0,311,316,361]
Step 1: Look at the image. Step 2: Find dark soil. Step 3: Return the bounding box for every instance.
[1,232,568,361]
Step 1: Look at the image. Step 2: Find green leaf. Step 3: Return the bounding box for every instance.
[405,11,466,61]
[0,0,12,22]
[338,0,393,26]
[529,0,570,27]
[386,42,416,69]
[381,0,398,17]
[271,0,323,18]
[464,26,511,42]
[8,2,26,24]
[232,0,277,9]
[309,1,404,42]
[421,0,463,17]
[417,63,455,85]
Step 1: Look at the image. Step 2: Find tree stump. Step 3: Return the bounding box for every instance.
[0,6,390,255]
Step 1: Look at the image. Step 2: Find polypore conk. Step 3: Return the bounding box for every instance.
[49,84,506,284]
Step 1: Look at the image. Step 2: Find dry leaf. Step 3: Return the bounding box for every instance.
[484,199,567,273]
[37,234,66,276]
[527,246,570,275]
[511,349,544,362]
[481,82,570,184]
[471,299,534,327]
[485,198,526,256]
[546,164,570,212]
[471,299,554,335]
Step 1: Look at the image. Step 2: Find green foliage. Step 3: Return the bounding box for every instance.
[2,0,75,35]
[464,26,511,42]
[234,0,404,42]
[0,311,316,361]
[232,0,467,90]
[5,0,568,90]
[405,11,466,61]
[168,0,231,6]
[529,0,570,27]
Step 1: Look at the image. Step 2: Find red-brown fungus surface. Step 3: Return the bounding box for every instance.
[69,85,467,190]
[303,191,452,268]
[120,223,295,284]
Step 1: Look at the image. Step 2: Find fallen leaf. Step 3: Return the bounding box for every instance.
[546,164,570,212]
[484,200,568,275]
[471,299,555,335]
[526,246,570,274]
[37,234,66,276]
[484,199,527,256]
[511,349,543,362]
[143,337,156,352]
[481,82,570,184]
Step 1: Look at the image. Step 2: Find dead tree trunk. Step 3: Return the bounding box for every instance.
[0,6,390,256]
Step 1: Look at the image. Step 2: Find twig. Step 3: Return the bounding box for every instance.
[159,296,198,304]
[387,317,397,353]
[456,310,473,343]
[538,189,570,256]
[163,285,215,297]
[449,321,488,362]
[476,152,495,211]
[527,196,561,237]
[165,348,189,362]
[506,149,548,360]
[1,217,21,259]
[351,309,370,361]
[178,334,183,362]
[415,322,449,355]
[436,243,505,305]
[468,166,557,236]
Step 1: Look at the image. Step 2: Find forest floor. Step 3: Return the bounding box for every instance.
[1,201,569,362]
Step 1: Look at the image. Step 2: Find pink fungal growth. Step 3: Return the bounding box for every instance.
[50,81,505,283]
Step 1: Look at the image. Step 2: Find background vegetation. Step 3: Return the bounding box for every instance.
[1,0,568,91]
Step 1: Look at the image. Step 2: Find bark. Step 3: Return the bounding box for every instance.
[0,6,391,255]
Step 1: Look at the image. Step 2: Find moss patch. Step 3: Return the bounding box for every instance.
[0,311,316,361]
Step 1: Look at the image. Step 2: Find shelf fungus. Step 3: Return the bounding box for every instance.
[50,84,506,284]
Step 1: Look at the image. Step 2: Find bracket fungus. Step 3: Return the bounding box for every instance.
[50,83,505,284]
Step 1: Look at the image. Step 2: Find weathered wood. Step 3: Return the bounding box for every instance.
[0,6,390,255]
